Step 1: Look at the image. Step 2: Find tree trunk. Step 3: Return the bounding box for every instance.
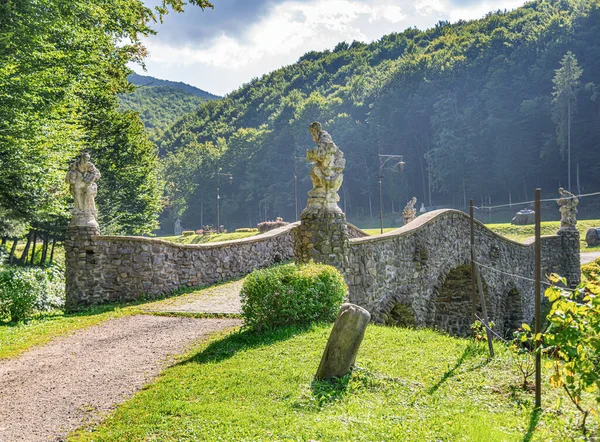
[568,99,571,192]
[9,239,18,264]
[1,237,6,246]
[40,233,49,266]
[30,230,38,265]
[49,237,56,264]
[19,230,33,264]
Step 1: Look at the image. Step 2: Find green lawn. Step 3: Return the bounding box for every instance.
[486,219,600,249]
[160,231,259,245]
[70,325,595,441]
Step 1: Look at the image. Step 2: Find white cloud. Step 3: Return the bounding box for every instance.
[137,0,527,95]
[145,0,406,70]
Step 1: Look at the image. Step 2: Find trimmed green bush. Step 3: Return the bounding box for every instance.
[0,265,65,322]
[235,228,259,233]
[182,230,195,236]
[240,262,347,331]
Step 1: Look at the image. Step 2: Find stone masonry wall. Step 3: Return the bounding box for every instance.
[65,223,295,309]
[346,209,580,335]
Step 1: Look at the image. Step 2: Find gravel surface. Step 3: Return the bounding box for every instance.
[142,279,243,314]
[581,251,600,265]
[0,315,241,442]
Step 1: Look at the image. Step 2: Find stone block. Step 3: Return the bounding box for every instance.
[315,303,371,380]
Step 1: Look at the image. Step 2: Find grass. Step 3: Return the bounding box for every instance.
[69,325,596,441]
[486,219,600,249]
[362,228,397,235]
[160,231,259,245]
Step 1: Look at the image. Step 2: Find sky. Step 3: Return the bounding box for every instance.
[135,0,527,96]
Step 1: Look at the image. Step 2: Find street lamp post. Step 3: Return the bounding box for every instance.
[216,172,233,232]
[378,154,405,234]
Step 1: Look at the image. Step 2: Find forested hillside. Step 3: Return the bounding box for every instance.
[128,73,219,99]
[159,0,600,231]
[120,81,218,146]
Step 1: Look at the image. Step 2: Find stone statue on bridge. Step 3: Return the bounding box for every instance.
[557,187,578,231]
[402,197,417,225]
[305,121,346,214]
[65,152,101,229]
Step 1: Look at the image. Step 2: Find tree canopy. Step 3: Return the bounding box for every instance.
[0,0,210,236]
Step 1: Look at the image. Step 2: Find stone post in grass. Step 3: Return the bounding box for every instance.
[64,152,101,310]
[316,303,371,380]
[292,122,349,272]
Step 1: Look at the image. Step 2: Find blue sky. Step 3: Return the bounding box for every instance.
[136,0,527,96]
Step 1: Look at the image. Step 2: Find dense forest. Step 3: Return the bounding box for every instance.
[120,74,219,145]
[158,0,600,232]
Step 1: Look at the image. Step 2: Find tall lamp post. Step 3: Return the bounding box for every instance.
[378,154,405,234]
[216,172,233,232]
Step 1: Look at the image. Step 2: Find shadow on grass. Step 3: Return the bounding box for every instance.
[428,341,491,394]
[176,324,313,367]
[523,408,542,442]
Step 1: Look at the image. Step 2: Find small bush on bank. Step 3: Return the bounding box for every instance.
[235,228,259,233]
[182,230,195,236]
[257,218,289,233]
[240,262,346,331]
[0,265,65,322]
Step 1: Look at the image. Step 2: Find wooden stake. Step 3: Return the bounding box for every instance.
[469,200,477,324]
[535,188,542,408]
[475,263,494,357]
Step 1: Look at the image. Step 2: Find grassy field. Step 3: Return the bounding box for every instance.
[160,231,259,245]
[486,219,600,249]
[70,325,596,441]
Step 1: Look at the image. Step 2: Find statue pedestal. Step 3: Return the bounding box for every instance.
[557,228,581,288]
[64,225,100,311]
[293,208,349,271]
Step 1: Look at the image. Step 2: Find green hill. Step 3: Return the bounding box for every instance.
[127,73,219,99]
[120,74,219,146]
[158,0,600,231]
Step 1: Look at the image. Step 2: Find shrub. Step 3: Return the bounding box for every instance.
[182,230,195,236]
[0,265,65,322]
[235,228,259,233]
[241,262,347,331]
[257,219,289,233]
[543,275,600,434]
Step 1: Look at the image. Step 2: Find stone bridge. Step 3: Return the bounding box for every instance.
[345,209,580,335]
[66,208,579,336]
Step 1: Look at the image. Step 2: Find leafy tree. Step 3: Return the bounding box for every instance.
[552,52,583,192]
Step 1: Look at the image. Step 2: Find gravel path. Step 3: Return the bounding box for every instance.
[0,315,241,442]
[142,279,243,315]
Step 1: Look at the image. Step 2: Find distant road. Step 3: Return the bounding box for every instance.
[581,251,600,265]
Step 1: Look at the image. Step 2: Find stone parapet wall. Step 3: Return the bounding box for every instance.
[346,209,580,335]
[65,223,296,309]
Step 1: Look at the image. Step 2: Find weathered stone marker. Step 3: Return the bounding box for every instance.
[315,303,370,380]
[293,122,349,271]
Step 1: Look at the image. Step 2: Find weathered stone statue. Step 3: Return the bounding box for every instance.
[65,152,101,229]
[293,122,349,271]
[402,197,417,225]
[174,219,183,236]
[557,187,578,231]
[305,121,346,214]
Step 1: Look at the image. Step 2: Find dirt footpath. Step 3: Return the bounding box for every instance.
[0,315,241,442]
